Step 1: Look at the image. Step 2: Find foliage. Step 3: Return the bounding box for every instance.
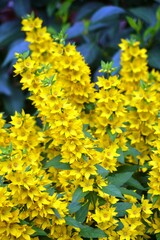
[0,0,160,115]
[0,14,160,239]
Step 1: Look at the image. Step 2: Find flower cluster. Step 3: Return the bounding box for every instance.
[0,15,160,239]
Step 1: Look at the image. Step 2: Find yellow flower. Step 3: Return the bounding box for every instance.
[123,194,137,203]
[96,175,107,189]
[141,196,153,220]
[152,212,160,234]
[21,17,42,32]
[79,178,94,192]
[126,204,141,218]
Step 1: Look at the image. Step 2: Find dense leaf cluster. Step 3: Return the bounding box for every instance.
[0,0,160,115]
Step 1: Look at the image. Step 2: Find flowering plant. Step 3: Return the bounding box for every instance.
[0,15,160,240]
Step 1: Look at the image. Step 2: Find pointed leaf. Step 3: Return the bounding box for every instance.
[120,187,141,200]
[83,124,95,139]
[32,227,48,237]
[2,39,29,67]
[0,20,22,47]
[53,208,61,219]
[112,50,121,73]
[75,2,104,20]
[80,226,107,238]
[66,21,84,39]
[126,16,139,31]
[72,186,89,202]
[91,6,125,23]
[108,172,133,187]
[115,202,132,217]
[152,195,159,205]
[129,7,156,26]
[0,71,11,95]
[89,21,110,31]
[68,202,82,214]
[65,216,83,228]
[13,0,31,17]
[102,184,124,198]
[76,201,90,223]
[156,233,160,240]
[96,164,109,178]
[148,46,160,70]
[44,155,71,170]
[3,88,25,115]
[77,43,100,65]
[125,143,140,160]
[127,177,147,190]
[117,148,125,164]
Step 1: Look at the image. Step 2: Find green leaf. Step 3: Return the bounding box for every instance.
[102,184,124,198]
[115,221,123,231]
[0,176,6,186]
[84,103,95,113]
[72,186,89,202]
[13,0,31,17]
[77,43,100,65]
[68,202,82,214]
[156,233,160,240]
[148,46,160,70]
[80,226,107,238]
[3,88,25,115]
[117,148,125,164]
[53,208,61,219]
[100,60,117,74]
[2,39,29,67]
[156,6,160,21]
[94,147,103,152]
[89,21,110,31]
[143,26,155,40]
[32,227,48,237]
[127,177,146,190]
[125,143,140,160]
[44,155,71,170]
[66,21,84,39]
[83,124,95,139]
[126,16,142,33]
[0,20,22,47]
[75,2,104,21]
[65,216,83,228]
[115,202,132,217]
[126,16,139,31]
[65,217,108,238]
[129,7,156,26]
[46,1,57,17]
[19,219,30,225]
[0,71,11,95]
[46,187,55,196]
[56,0,73,23]
[152,195,159,205]
[96,164,109,178]
[108,172,133,187]
[117,164,138,173]
[106,125,117,141]
[91,6,125,23]
[120,187,141,200]
[76,201,90,223]
[140,79,147,89]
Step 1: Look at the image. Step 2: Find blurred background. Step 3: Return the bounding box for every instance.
[0,0,160,117]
